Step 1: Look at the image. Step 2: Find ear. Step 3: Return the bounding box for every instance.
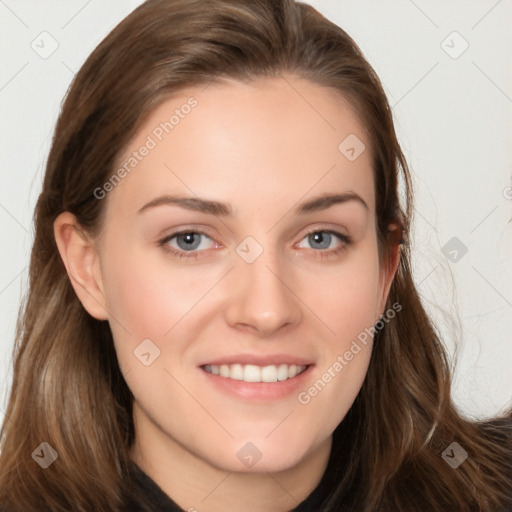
[376,222,402,318]
[53,212,108,320]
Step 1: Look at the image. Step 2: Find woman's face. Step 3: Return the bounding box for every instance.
[90,75,396,472]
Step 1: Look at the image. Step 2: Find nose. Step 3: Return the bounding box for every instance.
[224,251,302,337]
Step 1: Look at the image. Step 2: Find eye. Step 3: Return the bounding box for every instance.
[159,231,218,257]
[296,230,350,253]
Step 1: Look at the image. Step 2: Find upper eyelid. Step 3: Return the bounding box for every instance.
[301,226,348,236]
[161,231,218,247]
[161,225,348,238]
[159,226,217,242]
[297,225,351,242]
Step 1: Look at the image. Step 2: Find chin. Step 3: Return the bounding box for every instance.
[201,435,317,474]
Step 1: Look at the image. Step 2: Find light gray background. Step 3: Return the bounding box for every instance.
[1,0,511,424]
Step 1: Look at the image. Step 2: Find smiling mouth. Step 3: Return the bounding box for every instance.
[202,363,309,383]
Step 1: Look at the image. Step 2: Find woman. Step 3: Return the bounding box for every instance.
[0,0,510,510]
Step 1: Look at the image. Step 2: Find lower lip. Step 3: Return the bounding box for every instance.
[199,365,314,402]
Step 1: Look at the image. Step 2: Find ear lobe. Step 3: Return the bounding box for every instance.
[53,212,108,321]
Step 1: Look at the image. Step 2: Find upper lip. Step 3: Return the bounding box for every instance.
[199,353,314,367]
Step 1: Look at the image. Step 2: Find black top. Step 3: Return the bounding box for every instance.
[123,449,341,512]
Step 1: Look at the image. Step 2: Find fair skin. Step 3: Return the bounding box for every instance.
[54,75,399,512]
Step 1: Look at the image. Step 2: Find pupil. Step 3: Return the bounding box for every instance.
[177,233,201,250]
[309,232,331,249]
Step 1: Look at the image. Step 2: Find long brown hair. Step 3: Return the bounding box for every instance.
[1,1,510,510]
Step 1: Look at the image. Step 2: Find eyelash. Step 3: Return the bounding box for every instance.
[158,228,352,260]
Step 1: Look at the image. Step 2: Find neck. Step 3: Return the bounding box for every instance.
[130,405,332,512]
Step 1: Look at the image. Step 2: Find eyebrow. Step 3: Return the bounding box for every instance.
[138,195,231,216]
[296,192,368,214]
[137,192,368,216]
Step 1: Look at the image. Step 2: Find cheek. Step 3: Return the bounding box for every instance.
[293,243,381,424]
[99,243,227,384]
[100,242,212,336]
[299,243,382,341]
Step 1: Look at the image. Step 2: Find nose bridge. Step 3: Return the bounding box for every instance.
[225,240,301,335]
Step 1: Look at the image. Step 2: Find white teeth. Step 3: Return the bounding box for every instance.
[261,365,277,383]
[230,364,244,380]
[276,364,289,381]
[244,364,261,382]
[204,363,307,382]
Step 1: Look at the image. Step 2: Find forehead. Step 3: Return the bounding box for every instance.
[106,74,374,218]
